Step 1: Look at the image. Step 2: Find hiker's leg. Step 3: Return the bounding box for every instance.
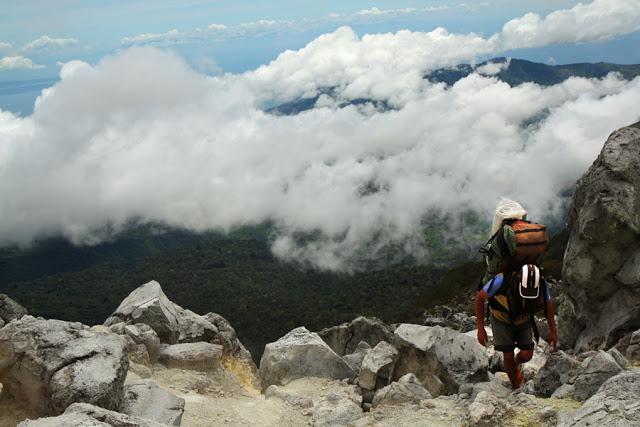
[502,351,520,388]
[516,349,533,364]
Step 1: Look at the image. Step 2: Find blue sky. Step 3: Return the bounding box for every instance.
[1,0,640,114]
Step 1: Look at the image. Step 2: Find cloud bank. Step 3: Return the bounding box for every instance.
[22,35,79,54]
[1,0,640,270]
[0,56,45,71]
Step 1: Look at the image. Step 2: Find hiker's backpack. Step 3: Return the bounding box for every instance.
[486,269,550,342]
[480,219,548,276]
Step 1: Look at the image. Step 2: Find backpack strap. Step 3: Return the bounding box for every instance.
[531,313,540,344]
[495,226,511,257]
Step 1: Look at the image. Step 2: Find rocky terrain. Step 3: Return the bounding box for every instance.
[1,122,640,426]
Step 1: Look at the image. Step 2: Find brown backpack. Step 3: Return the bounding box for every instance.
[498,220,548,273]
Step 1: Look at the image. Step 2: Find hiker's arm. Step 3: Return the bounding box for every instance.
[546,299,558,351]
[475,291,488,346]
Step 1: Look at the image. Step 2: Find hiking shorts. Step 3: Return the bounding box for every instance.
[490,314,534,352]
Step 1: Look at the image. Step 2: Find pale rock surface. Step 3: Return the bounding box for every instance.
[561,124,640,351]
[393,324,488,395]
[342,341,371,373]
[124,324,161,362]
[311,391,363,427]
[158,342,223,371]
[122,379,185,426]
[358,341,399,391]
[534,351,581,397]
[0,316,128,416]
[572,350,623,401]
[318,316,393,356]
[468,391,506,425]
[372,373,431,407]
[560,371,640,426]
[0,294,28,325]
[260,327,355,390]
[17,402,165,427]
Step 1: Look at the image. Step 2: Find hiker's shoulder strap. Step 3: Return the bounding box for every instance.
[482,274,505,298]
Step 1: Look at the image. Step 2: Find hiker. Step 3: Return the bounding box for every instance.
[475,199,557,389]
[476,265,558,389]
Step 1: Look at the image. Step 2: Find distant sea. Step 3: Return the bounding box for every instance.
[0,78,58,116]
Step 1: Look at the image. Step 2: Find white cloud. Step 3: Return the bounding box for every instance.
[2,0,640,270]
[494,0,640,50]
[356,7,417,16]
[0,42,12,51]
[0,56,45,71]
[121,29,187,46]
[476,58,511,76]
[23,35,79,53]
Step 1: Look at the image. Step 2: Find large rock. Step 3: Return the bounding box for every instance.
[260,327,356,390]
[561,123,640,351]
[158,342,223,371]
[0,316,128,416]
[203,312,254,363]
[358,341,399,391]
[533,350,581,397]
[318,316,393,356]
[123,324,161,363]
[572,350,623,401]
[559,371,640,426]
[0,294,27,326]
[18,402,166,427]
[311,392,363,427]
[392,324,488,395]
[104,281,218,344]
[342,341,371,373]
[468,391,507,426]
[372,373,432,407]
[122,379,185,426]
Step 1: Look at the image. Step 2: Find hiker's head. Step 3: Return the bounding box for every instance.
[490,198,527,236]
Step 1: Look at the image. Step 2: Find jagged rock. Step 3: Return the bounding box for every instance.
[18,402,165,426]
[561,124,640,351]
[468,372,512,400]
[260,327,356,391]
[264,385,314,408]
[104,281,218,344]
[0,294,27,325]
[559,371,640,426]
[372,373,432,407]
[203,312,252,361]
[534,351,581,397]
[129,344,151,367]
[122,379,185,426]
[606,347,630,370]
[468,391,507,425]
[311,392,363,427]
[0,316,128,416]
[522,339,550,381]
[358,341,399,391]
[158,342,222,371]
[551,383,575,399]
[124,324,161,362]
[572,350,623,401]
[392,324,488,395]
[318,317,393,356]
[342,341,371,373]
[624,329,640,362]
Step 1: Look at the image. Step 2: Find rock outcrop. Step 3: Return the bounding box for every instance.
[357,341,398,391]
[318,316,393,356]
[560,371,640,426]
[392,324,488,395]
[372,373,431,407]
[18,402,166,427]
[561,123,640,351]
[122,379,185,426]
[260,327,356,390]
[572,351,623,401]
[534,351,581,397]
[0,294,28,328]
[0,316,128,416]
[158,342,223,371]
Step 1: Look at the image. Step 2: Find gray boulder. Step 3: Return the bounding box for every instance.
[203,312,254,363]
[18,402,166,427]
[124,324,161,362]
[559,371,640,426]
[104,281,218,345]
[122,379,185,426]
[0,316,128,416]
[533,350,581,397]
[392,324,488,395]
[342,341,371,373]
[468,391,507,426]
[259,327,356,391]
[561,123,640,351]
[606,347,630,370]
[572,350,623,401]
[372,373,432,407]
[158,342,223,371]
[0,294,27,326]
[311,392,363,427]
[318,316,393,356]
[358,341,398,391]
